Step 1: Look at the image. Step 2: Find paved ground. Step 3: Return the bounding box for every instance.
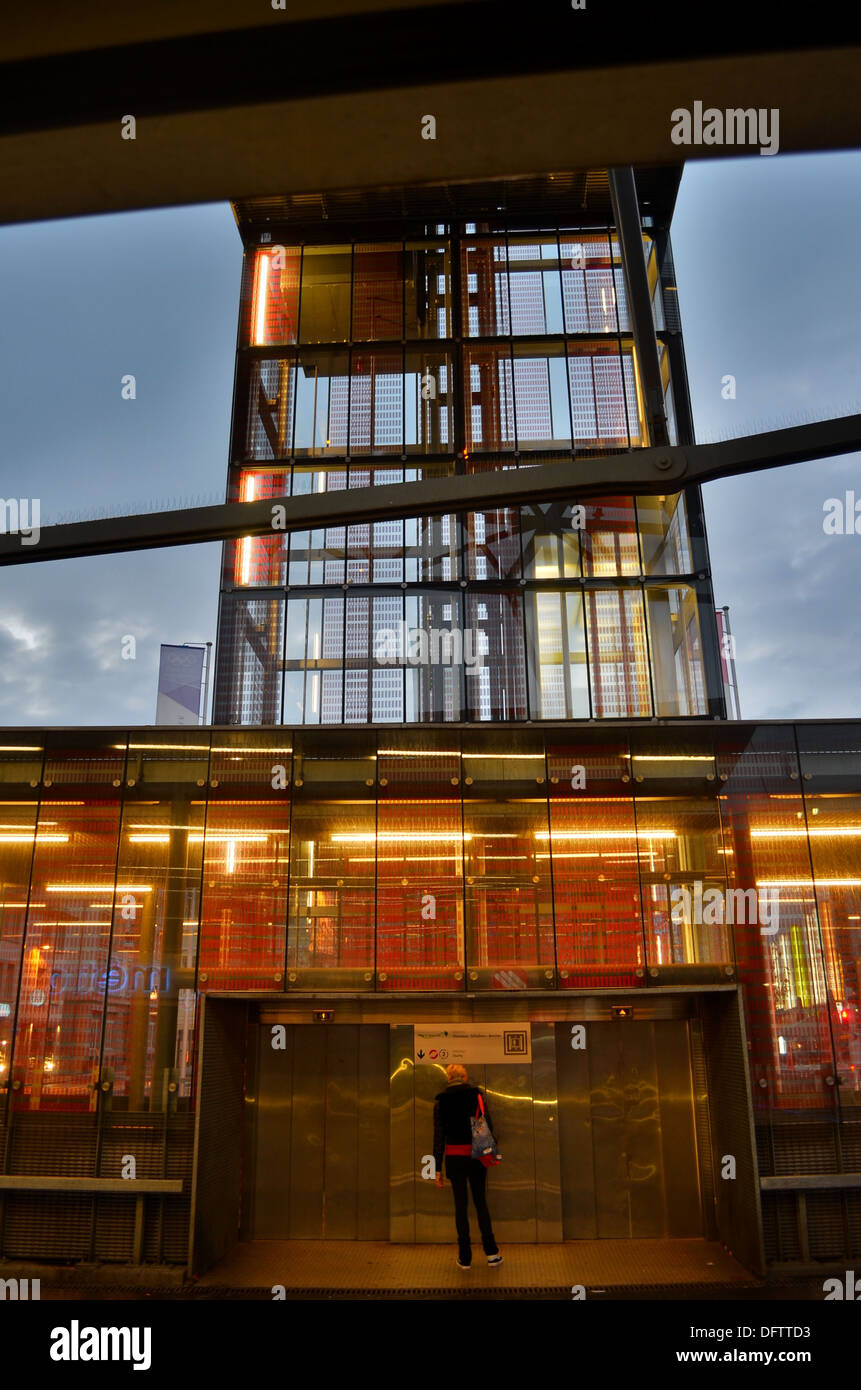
[196,1236,752,1295]
[14,1238,844,1299]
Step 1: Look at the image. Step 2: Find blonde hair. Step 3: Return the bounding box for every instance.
[446,1063,468,1083]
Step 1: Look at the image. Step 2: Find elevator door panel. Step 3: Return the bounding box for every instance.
[555,1020,701,1239]
[414,1062,539,1243]
[253,1024,389,1239]
[410,1028,561,1243]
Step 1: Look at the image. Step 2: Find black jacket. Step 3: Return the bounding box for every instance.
[433,1082,496,1170]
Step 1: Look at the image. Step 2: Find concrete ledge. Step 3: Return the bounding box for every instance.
[760,1173,861,1191]
[0,1176,182,1194]
[0,1260,188,1289]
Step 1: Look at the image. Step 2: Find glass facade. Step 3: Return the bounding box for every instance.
[0,724,859,1132]
[215,222,719,725]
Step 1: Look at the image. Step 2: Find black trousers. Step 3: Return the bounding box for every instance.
[445,1156,499,1260]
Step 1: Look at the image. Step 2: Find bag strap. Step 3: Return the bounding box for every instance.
[476,1091,485,1118]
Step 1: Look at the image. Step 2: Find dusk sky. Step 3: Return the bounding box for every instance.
[0,149,859,726]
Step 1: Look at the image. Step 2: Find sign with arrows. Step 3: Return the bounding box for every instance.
[413,1023,531,1065]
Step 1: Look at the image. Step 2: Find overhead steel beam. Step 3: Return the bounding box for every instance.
[2,415,859,568]
[1,11,859,226]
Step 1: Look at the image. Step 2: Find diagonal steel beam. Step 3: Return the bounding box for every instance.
[1,415,860,567]
[609,166,670,451]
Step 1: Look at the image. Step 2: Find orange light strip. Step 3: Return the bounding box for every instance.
[751,827,861,837]
[253,252,270,345]
[239,475,257,584]
[0,833,69,844]
[535,830,676,841]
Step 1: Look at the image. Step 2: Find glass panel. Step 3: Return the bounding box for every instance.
[525,591,589,720]
[238,357,296,461]
[461,238,510,336]
[513,341,571,449]
[293,350,349,457]
[464,591,526,722]
[43,733,126,789]
[376,745,463,990]
[123,734,209,787]
[0,740,43,788]
[628,743,730,967]
[105,795,204,1107]
[658,340,678,444]
[0,795,40,1092]
[567,343,641,447]
[369,513,405,584]
[521,502,581,580]
[404,349,452,453]
[506,235,564,334]
[214,595,284,725]
[298,245,352,343]
[229,470,288,588]
[352,243,403,341]
[11,799,121,1110]
[560,233,628,333]
[580,496,641,577]
[403,592,466,723]
[283,595,344,725]
[546,738,643,987]
[404,241,451,339]
[585,589,651,716]
[797,725,861,1107]
[645,236,664,332]
[407,508,458,584]
[646,586,708,716]
[249,246,301,346]
[463,345,514,452]
[287,745,376,988]
[288,465,348,584]
[637,491,692,576]
[349,348,403,454]
[463,745,554,986]
[465,507,521,580]
[717,726,837,1121]
[198,798,289,991]
[343,592,407,724]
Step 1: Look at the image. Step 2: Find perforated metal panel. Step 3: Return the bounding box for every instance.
[763,1192,802,1263]
[689,1018,717,1240]
[847,1191,861,1257]
[8,1114,98,1175]
[2,1194,93,1260]
[806,1192,847,1259]
[699,990,764,1275]
[763,1118,841,1175]
[0,1111,193,1265]
[189,999,248,1275]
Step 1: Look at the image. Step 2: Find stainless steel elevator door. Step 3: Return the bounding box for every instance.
[251,1024,389,1239]
[555,1019,703,1239]
[404,1025,563,1244]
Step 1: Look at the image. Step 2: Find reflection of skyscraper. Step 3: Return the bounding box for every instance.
[215,172,724,726]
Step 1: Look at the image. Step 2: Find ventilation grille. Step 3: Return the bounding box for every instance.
[0,1113,194,1265]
